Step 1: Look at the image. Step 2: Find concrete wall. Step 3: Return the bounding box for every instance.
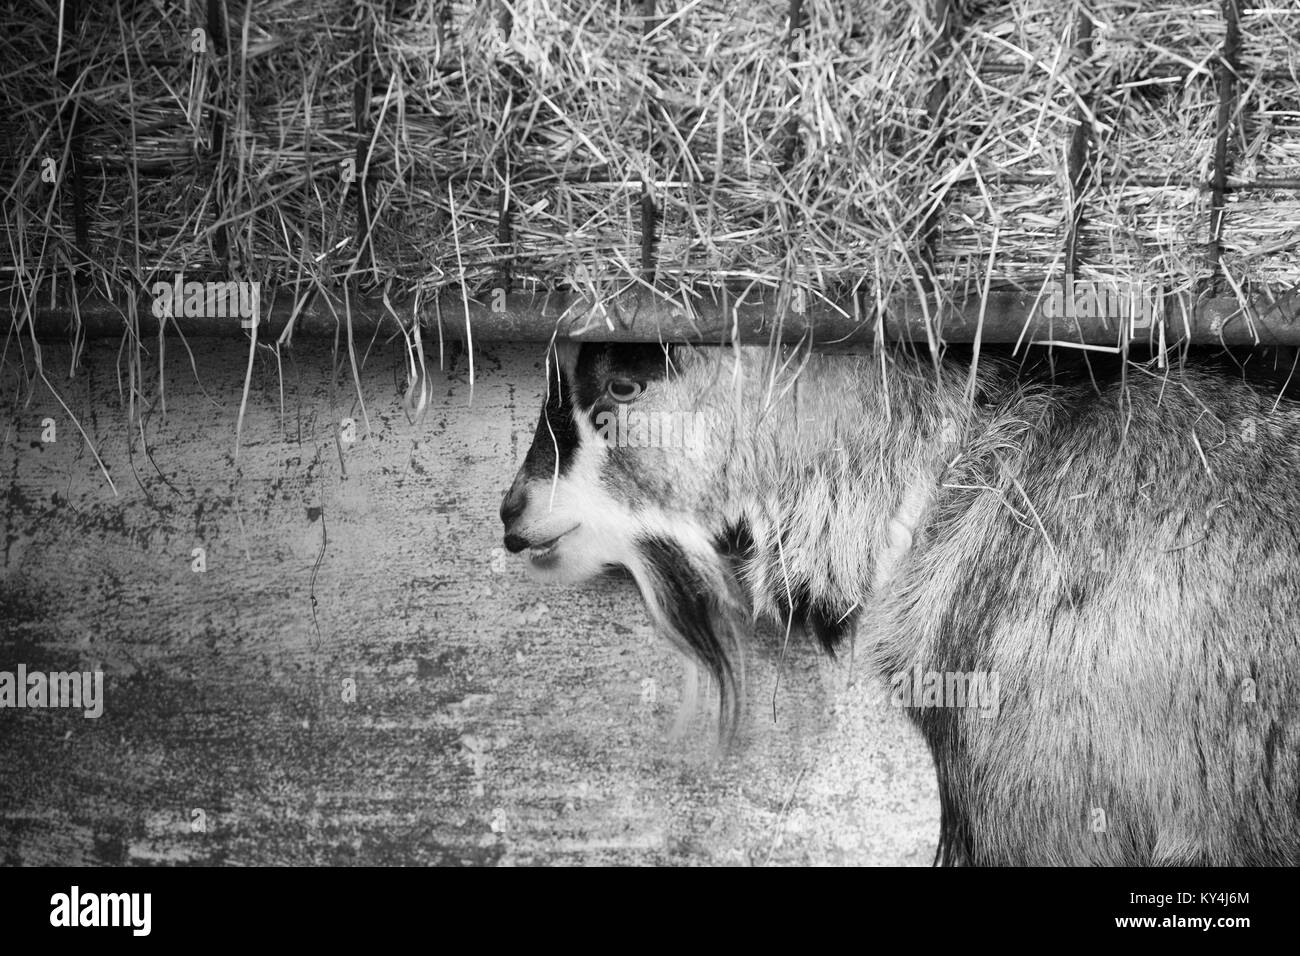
[0,337,936,865]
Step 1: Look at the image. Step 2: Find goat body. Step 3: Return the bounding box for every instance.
[501,343,1300,865]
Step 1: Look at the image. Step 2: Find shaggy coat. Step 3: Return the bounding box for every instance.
[501,342,1300,865]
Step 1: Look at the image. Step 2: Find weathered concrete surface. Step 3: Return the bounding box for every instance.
[0,338,937,865]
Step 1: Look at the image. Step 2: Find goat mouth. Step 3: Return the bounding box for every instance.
[527,526,579,563]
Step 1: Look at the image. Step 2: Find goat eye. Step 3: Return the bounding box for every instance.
[606,379,645,402]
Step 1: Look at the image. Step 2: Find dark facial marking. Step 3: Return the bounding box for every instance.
[521,347,582,480]
[574,343,672,417]
[521,344,675,481]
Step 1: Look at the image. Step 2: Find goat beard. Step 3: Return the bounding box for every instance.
[627,534,749,742]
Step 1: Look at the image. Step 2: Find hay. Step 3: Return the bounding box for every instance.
[3,0,1299,344]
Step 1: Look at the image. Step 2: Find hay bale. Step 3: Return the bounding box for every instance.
[2,0,1298,340]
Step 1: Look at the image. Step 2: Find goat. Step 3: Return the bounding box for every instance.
[500,341,1300,865]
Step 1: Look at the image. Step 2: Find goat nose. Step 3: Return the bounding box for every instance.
[500,482,527,528]
[503,533,530,554]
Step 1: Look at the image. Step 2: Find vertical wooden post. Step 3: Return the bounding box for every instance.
[774,0,806,325]
[352,0,376,276]
[1063,6,1097,278]
[206,0,229,268]
[640,0,660,283]
[58,0,90,269]
[1207,0,1242,285]
[918,0,956,301]
[778,0,804,177]
[496,0,517,294]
